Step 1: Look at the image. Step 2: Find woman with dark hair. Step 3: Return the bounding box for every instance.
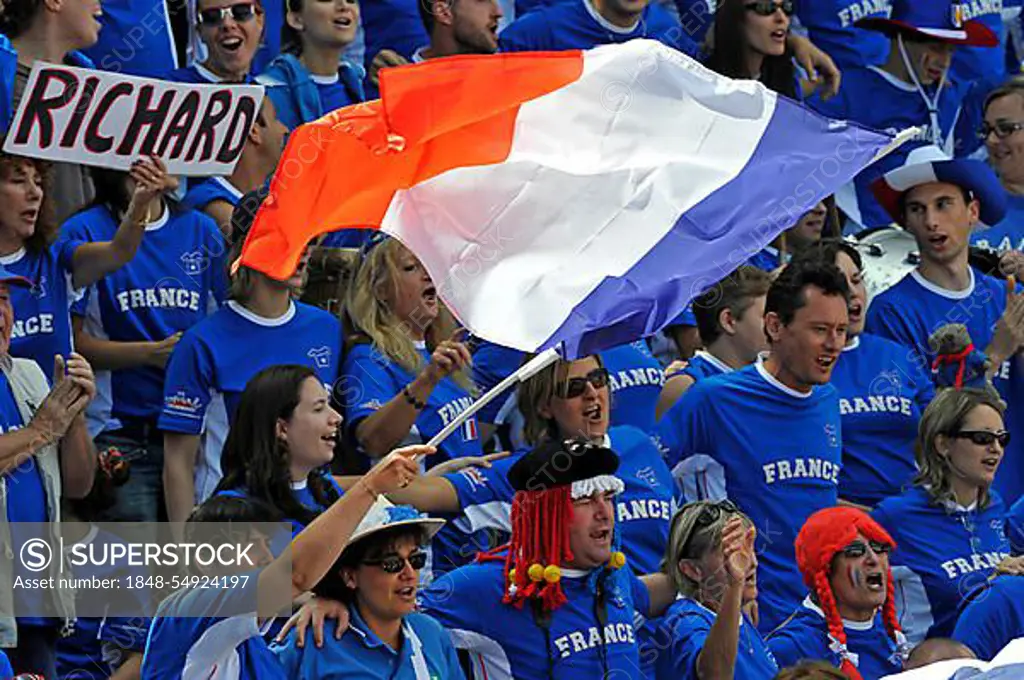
[272,497,464,679]
[214,364,345,536]
[258,0,365,132]
[0,151,170,376]
[791,239,934,508]
[61,163,227,528]
[872,382,1015,645]
[704,0,798,99]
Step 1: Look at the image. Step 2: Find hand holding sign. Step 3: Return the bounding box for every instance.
[4,63,263,176]
[127,155,177,226]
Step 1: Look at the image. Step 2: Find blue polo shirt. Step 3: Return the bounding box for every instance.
[271,607,465,679]
[647,598,778,679]
[766,597,904,679]
[872,487,1011,644]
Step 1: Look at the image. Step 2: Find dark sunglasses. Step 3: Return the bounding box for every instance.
[363,550,428,574]
[841,540,891,558]
[198,2,261,27]
[557,368,609,399]
[744,0,795,17]
[679,500,740,557]
[951,429,1011,448]
[977,121,1024,141]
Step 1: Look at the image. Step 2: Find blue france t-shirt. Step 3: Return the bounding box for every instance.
[159,301,342,503]
[795,0,892,68]
[808,68,969,230]
[62,205,227,426]
[499,0,700,56]
[953,575,1024,661]
[140,572,286,679]
[766,598,903,679]
[180,177,244,215]
[656,357,843,633]
[339,341,482,469]
[1,370,48,627]
[865,268,1024,505]
[219,472,344,538]
[83,0,177,77]
[421,558,650,679]
[830,333,934,507]
[646,598,778,680]
[2,240,83,377]
[972,194,1024,253]
[873,486,1011,644]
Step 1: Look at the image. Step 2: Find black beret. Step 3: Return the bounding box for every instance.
[507,438,619,493]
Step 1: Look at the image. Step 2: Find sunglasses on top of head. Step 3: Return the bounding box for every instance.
[557,368,610,399]
[198,2,261,27]
[362,550,428,574]
[744,0,795,16]
[951,429,1011,448]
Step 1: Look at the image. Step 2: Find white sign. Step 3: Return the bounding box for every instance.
[4,62,264,176]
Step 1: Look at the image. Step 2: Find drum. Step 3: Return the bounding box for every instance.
[852,227,919,302]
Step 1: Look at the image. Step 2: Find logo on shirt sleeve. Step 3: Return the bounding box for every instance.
[165,390,201,416]
[179,251,208,276]
[458,467,489,491]
[359,398,384,411]
[307,346,332,369]
[824,423,839,448]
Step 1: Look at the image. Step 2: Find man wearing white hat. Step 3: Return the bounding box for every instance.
[865,144,1024,504]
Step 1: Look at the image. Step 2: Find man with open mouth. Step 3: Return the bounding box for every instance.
[865,145,1024,504]
[767,507,910,680]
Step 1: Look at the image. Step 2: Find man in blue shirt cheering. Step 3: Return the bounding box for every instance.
[420,438,676,679]
[657,260,849,633]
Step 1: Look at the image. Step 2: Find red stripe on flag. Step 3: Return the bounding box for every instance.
[239,50,584,281]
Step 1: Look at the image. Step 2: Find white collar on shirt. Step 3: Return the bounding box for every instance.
[695,350,734,373]
[226,299,296,326]
[290,478,308,491]
[802,595,876,631]
[582,0,640,33]
[755,353,813,399]
[842,336,861,352]
[910,268,976,300]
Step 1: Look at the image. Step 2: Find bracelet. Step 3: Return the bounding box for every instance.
[402,385,426,410]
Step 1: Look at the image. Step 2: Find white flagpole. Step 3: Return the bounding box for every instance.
[426,347,562,448]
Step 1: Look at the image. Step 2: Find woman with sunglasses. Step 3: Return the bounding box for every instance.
[767,507,909,680]
[338,236,481,470]
[213,364,345,538]
[973,80,1024,260]
[871,383,1014,645]
[704,0,800,100]
[651,500,778,680]
[272,497,464,679]
[259,0,364,132]
[790,241,934,509]
[169,0,264,83]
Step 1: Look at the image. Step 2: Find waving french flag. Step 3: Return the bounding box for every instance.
[240,40,908,358]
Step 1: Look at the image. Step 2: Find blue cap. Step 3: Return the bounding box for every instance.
[857,0,997,46]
